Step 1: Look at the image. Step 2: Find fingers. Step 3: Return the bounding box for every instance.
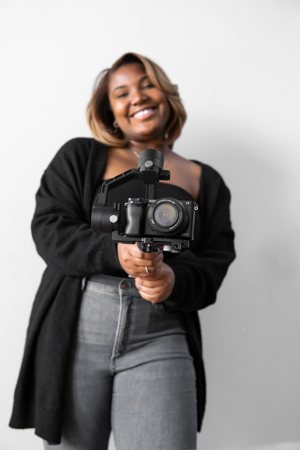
[117,242,163,279]
[132,260,162,279]
[133,247,163,264]
[134,264,175,303]
[135,278,166,303]
[141,256,163,276]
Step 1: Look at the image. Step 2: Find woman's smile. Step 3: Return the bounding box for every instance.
[130,107,156,120]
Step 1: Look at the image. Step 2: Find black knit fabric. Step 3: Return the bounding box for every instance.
[9,137,235,444]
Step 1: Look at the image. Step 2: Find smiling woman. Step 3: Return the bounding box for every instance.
[87,52,186,149]
[9,52,235,450]
[107,63,170,145]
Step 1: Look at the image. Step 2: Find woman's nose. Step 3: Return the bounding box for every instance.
[131,88,147,105]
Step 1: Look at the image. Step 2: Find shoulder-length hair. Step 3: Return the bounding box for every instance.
[86,52,187,148]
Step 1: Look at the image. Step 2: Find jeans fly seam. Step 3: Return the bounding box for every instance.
[110,284,124,371]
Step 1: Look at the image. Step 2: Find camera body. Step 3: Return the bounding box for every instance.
[124,196,195,238]
[91,149,198,252]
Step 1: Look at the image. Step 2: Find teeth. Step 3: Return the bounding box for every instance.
[133,108,153,118]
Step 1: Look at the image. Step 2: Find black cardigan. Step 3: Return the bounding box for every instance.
[9,137,235,444]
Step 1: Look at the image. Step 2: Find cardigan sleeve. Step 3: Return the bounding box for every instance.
[31,139,122,277]
[163,165,236,312]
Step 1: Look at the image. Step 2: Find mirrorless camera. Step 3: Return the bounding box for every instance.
[91,149,198,252]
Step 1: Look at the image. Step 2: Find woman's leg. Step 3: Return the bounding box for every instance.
[111,334,198,450]
[43,346,113,450]
[43,278,122,450]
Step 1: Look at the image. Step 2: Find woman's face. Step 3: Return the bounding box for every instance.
[108,63,170,145]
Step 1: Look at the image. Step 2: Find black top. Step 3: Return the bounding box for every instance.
[9,138,236,444]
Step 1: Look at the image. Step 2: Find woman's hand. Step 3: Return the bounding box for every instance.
[135,263,175,304]
[117,242,163,279]
[117,243,175,303]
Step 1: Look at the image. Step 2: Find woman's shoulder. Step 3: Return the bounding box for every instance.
[191,159,228,188]
[56,137,107,157]
[184,158,232,211]
[48,137,108,169]
[172,152,223,183]
[172,149,230,190]
[191,159,220,179]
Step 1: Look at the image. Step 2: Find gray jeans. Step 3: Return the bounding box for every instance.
[43,274,197,450]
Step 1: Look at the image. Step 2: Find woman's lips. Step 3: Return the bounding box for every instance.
[131,108,156,120]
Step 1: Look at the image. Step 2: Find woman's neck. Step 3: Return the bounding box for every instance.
[128,140,171,155]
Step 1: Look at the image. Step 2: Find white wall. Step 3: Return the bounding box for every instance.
[1,1,299,449]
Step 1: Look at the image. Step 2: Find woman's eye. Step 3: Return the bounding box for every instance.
[117,92,128,98]
[144,83,154,89]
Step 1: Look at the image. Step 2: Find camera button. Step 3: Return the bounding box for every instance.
[144,160,153,168]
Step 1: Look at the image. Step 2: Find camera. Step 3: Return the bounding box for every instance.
[91,149,198,252]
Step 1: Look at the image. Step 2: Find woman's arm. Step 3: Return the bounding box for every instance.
[31,139,122,277]
[159,167,235,312]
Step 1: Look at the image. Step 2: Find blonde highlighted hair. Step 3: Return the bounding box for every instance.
[86,52,187,148]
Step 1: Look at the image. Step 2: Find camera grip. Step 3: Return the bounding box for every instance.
[124,200,145,236]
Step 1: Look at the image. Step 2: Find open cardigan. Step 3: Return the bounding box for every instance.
[9,137,236,444]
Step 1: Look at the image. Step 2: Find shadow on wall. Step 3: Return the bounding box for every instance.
[185,125,300,448]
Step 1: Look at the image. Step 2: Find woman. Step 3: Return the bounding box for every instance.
[9,53,235,450]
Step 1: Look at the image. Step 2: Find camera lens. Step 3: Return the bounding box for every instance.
[148,198,187,235]
[153,202,178,228]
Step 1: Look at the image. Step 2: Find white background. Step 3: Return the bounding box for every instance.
[1,1,299,449]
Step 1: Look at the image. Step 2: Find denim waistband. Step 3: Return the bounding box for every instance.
[87,273,138,296]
